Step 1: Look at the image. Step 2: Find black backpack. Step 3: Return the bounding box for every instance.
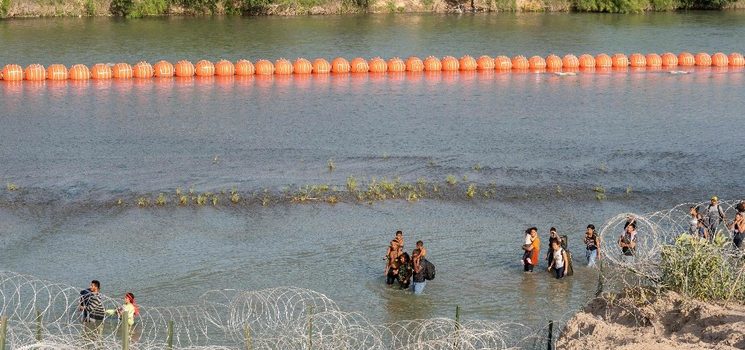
[423,259,435,280]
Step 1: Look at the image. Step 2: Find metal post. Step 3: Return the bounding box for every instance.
[307,306,314,350]
[244,324,253,350]
[596,259,605,297]
[0,315,7,350]
[121,313,130,350]
[35,309,42,342]
[547,320,554,350]
[167,320,174,350]
[454,305,462,349]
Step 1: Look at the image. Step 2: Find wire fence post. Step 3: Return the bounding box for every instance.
[596,258,605,297]
[307,306,314,350]
[244,324,253,350]
[166,320,174,350]
[453,305,462,350]
[0,315,7,350]
[547,320,554,350]
[35,309,42,342]
[121,313,130,350]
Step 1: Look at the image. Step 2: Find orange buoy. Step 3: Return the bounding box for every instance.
[90,63,113,79]
[312,58,331,73]
[24,64,46,81]
[595,54,612,68]
[729,53,745,66]
[494,55,512,70]
[628,53,646,68]
[645,54,662,67]
[476,55,494,70]
[293,58,313,74]
[545,55,562,70]
[254,60,275,75]
[678,52,695,66]
[528,55,546,70]
[112,63,133,79]
[405,56,424,72]
[711,52,728,67]
[578,54,595,69]
[195,60,215,76]
[215,60,235,76]
[459,55,477,71]
[235,60,256,76]
[2,64,24,81]
[350,57,369,73]
[68,64,90,80]
[153,60,174,77]
[661,52,678,66]
[133,61,154,78]
[331,57,350,73]
[423,56,442,71]
[174,60,195,77]
[47,64,68,80]
[611,53,628,68]
[511,55,529,70]
[387,57,406,72]
[368,57,387,73]
[562,54,579,69]
[694,52,711,66]
[441,56,460,71]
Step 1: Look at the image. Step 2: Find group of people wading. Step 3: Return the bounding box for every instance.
[385,231,435,294]
[78,280,140,339]
[688,197,745,248]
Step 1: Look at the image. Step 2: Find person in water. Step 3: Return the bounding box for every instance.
[618,222,637,261]
[79,280,105,340]
[522,229,534,266]
[411,248,427,294]
[547,240,569,279]
[703,196,726,238]
[728,212,745,249]
[523,227,540,273]
[106,292,140,326]
[395,230,404,250]
[385,240,401,283]
[584,224,600,267]
[397,252,413,289]
[416,240,427,258]
[689,206,701,236]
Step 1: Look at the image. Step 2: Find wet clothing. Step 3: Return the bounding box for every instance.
[386,260,400,285]
[554,266,565,279]
[412,260,427,294]
[524,236,540,272]
[80,290,104,321]
[733,222,744,249]
[553,248,566,269]
[397,262,413,289]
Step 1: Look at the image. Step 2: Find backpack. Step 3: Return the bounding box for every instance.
[423,259,435,280]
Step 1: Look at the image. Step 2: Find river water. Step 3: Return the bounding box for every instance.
[1,12,744,337]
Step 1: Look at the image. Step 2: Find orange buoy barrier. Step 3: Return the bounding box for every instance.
[195,60,215,76]
[274,59,293,75]
[578,54,595,69]
[293,58,313,74]
[729,52,745,66]
[562,54,579,69]
[476,55,494,70]
[511,55,529,70]
[331,57,350,73]
[2,64,24,81]
[545,54,562,70]
[695,52,711,66]
[350,57,369,73]
[368,57,387,73]
[153,60,174,77]
[678,52,695,66]
[174,60,195,77]
[441,56,459,71]
[612,53,628,68]
[47,64,68,80]
[112,63,133,79]
[312,58,331,73]
[133,61,154,78]
[645,54,662,67]
[528,55,546,70]
[254,60,275,75]
[24,64,46,81]
[423,56,442,71]
[661,52,678,66]
[494,56,512,70]
[711,52,728,67]
[235,60,255,76]
[406,56,424,72]
[90,63,113,79]
[628,53,646,68]
[69,64,90,80]
[215,60,235,76]
[387,57,406,72]
[595,54,612,68]
[459,55,477,71]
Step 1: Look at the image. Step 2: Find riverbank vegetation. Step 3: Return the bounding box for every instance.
[0,0,742,18]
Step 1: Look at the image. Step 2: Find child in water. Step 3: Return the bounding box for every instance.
[416,240,427,258]
[521,229,533,265]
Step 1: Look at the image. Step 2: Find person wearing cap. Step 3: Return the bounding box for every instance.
[584,224,600,267]
[703,196,726,240]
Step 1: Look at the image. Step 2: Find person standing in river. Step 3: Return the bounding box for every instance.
[523,227,540,273]
[728,212,745,249]
[395,230,404,250]
[703,196,726,239]
[585,224,600,267]
[385,240,401,283]
[79,280,105,340]
[396,253,413,289]
[411,248,427,294]
[618,222,637,262]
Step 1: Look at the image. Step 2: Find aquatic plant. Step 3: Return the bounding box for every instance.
[137,197,150,207]
[327,159,335,172]
[6,182,17,191]
[179,195,189,206]
[230,192,240,204]
[472,163,482,172]
[176,187,182,196]
[466,184,476,199]
[195,194,207,206]
[346,176,358,193]
[446,175,457,186]
[556,185,563,195]
[211,196,219,206]
[116,199,124,206]
[626,185,633,194]
[155,193,167,206]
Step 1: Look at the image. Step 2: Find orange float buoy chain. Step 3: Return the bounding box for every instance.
[1,52,743,81]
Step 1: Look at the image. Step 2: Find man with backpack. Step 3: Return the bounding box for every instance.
[411,248,435,294]
[703,196,726,239]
